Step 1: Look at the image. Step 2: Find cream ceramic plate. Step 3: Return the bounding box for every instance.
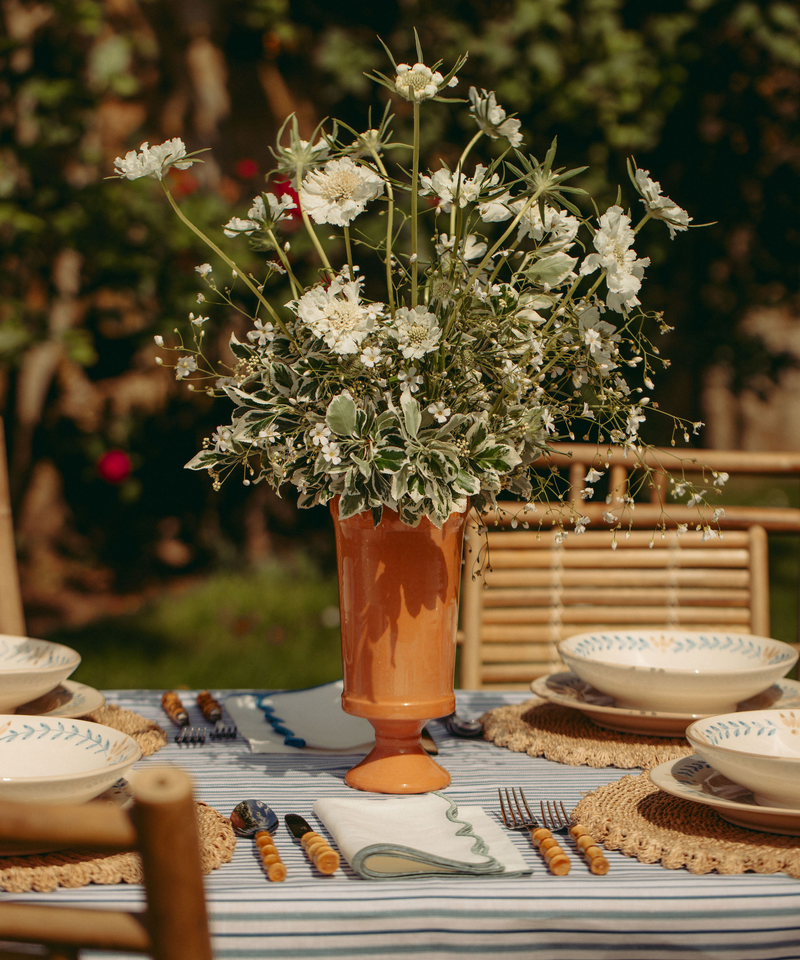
[649,755,800,836]
[531,671,800,737]
[15,679,106,719]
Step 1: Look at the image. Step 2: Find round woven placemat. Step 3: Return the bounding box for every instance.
[573,771,800,877]
[0,801,236,893]
[85,704,167,757]
[481,699,694,770]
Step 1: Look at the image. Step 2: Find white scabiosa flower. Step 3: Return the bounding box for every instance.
[299,158,384,226]
[113,139,195,181]
[514,203,580,252]
[468,88,523,146]
[419,165,495,213]
[391,306,442,360]
[293,273,384,355]
[634,169,692,239]
[579,206,650,313]
[394,62,453,101]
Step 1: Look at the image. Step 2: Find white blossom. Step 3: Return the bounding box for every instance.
[398,365,424,394]
[390,306,442,359]
[300,158,384,226]
[309,423,331,446]
[360,345,382,367]
[634,168,692,239]
[468,87,523,146]
[176,355,197,379]
[394,62,454,101]
[153,334,164,346]
[428,401,451,423]
[247,319,274,346]
[585,468,604,483]
[580,206,650,312]
[113,139,195,181]
[419,165,495,213]
[321,439,342,465]
[195,263,213,276]
[292,273,384,355]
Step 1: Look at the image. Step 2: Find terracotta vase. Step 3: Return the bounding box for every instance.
[330,499,469,794]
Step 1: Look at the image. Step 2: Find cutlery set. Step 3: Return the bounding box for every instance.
[230,799,339,881]
[161,690,238,744]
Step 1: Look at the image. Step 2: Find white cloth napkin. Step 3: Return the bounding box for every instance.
[313,792,531,879]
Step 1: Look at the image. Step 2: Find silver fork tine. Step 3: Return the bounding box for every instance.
[496,788,570,875]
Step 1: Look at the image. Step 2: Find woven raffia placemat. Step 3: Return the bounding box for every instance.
[0,801,237,892]
[481,699,694,770]
[84,703,168,757]
[573,771,800,877]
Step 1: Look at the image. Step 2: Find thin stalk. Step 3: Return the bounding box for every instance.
[266,229,301,300]
[411,101,421,306]
[367,147,396,314]
[298,204,335,277]
[449,130,483,238]
[161,183,287,332]
[343,225,354,277]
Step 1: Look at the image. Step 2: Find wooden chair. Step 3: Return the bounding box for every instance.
[459,443,800,690]
[0,419,25,636]
[0,766,212,960]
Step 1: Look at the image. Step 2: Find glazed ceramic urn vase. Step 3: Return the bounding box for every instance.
[330,498,469,794]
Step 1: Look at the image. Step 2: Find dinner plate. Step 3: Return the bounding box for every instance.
[0,777,133,856]
[14,679,106,719]
[225,680,375,753]
[530,671,800,737]
[649,755,800,836]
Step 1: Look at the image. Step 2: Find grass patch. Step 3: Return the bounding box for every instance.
[47,558,343,691]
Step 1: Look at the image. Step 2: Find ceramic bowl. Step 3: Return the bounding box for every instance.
[557,631,798,714]
[0,716,142,804]
[686,709,800,809]
[0,635,81,713]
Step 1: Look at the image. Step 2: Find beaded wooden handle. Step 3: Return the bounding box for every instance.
[255,830,287,881]
[196,690,223,723]
[161,691,189,726]
[569,823,610,875]
[300,830,340,875]
[530,826,571,875]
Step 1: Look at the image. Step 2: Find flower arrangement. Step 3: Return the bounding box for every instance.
[113,37,720,530]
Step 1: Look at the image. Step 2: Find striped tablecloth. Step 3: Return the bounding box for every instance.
[6,689,800,960]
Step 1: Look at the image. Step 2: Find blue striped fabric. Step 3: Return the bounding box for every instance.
[6,689,800,960]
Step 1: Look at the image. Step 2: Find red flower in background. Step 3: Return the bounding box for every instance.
[97,449,132,485]
[235,158,259,179]
[167,168,199,197]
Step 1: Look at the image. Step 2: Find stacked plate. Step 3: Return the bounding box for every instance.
[0,635,139,819]
[531,629,800,834]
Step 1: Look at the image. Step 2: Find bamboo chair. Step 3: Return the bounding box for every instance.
[459,443,800,690]
[0,766,212,960]
[0,419,25,636]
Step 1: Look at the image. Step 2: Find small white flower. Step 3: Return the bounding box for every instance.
[394,62,446,101]
[626,406,646,437]
[300,157,384,226]
[176,355,197,379]
[391,305,441,359]
[360,345,382,367]
[398,366,424,394]
[687,490,707,508]
[701,526,719,542]
[541,408,555,434]
[212,426,233,452]
[321,440,342,465]
[584,468,604,483]
[634,168,692,239]
[584,329,603,354]
[428,401,451,423]
[113,139,195,181]
[713,472,729,488]
[468,87,523,146]
[153,334,164,346]
[712,507,725,522]
[258,424,281,444]
[309,423,331,446]
[419,165,495,213]
[247,319,275,346]
[195,263,213,277]
[581,402,596,420]
[223,216,260,238]
[191,315,208,327]
[574,515,591,535]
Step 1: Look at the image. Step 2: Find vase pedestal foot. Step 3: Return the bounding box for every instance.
[344,719,451,794]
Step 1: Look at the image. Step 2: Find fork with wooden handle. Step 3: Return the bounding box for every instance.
[541,800,610,875]
[498,787,571,875]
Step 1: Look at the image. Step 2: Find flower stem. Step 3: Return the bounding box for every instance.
[367,147,396,314]
[161,182,285,329]
[266,229,301,299]
[411,100,421,306]
[449,130,483,238]
[343,225,354,277]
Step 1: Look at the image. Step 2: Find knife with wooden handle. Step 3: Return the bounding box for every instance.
[285,814,340,874]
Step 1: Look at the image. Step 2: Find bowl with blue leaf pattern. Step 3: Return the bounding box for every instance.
[0,635,81,713]
[558,631,798,714]
[686,709,800,809]
[0,716,142,804]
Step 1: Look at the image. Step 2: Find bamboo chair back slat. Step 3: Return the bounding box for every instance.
[0,767,212,960]
[0,419,25,636]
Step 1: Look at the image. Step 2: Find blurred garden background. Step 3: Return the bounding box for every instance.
[3,0,800,690]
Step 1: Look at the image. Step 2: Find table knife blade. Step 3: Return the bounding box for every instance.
[285,814,340,874]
